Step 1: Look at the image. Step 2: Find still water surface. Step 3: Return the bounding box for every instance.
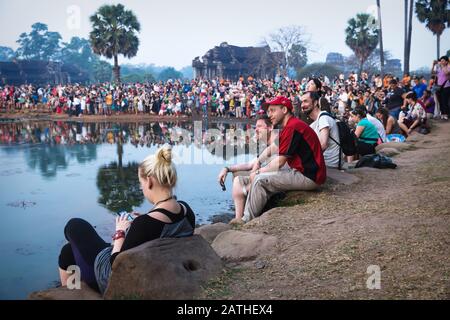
[0,120,258,299]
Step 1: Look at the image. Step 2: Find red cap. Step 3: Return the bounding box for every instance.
[262,96,293,111]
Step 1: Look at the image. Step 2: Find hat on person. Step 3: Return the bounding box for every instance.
[262,96,293,111]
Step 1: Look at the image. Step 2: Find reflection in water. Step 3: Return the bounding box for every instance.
[96,162,144,213]
[0,120,260,177]
[0,120,261,299]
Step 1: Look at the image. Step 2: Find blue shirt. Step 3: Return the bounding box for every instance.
[413,83,427,99]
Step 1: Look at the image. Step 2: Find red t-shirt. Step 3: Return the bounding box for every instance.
[278,116,327,185]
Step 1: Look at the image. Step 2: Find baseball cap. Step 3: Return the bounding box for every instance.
[262,96,293,111]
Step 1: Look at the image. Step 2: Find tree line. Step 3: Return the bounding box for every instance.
[0,1,448,83]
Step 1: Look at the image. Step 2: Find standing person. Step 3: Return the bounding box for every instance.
[301,91,341,169]
[337,88,348,116]
[241,97,326,223]
[432,56,450,120]
[57,147,196,294]
[235,95,242,118]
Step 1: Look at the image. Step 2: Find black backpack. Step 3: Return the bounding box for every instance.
[319,112,357,169]
[355,154,397,169]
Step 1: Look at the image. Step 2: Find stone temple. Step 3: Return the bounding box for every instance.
[192,42,284,81]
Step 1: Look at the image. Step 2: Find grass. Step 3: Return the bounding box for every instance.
[199,268,244,299]
[278,196,308,208]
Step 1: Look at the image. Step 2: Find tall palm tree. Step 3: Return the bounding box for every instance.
[377,0,385,76]
[407,0,414,74]
[403,0,414,75]
[416,0,450,59]
[345,13,379,75]
[404,0,408,74]
[89,4,140,83]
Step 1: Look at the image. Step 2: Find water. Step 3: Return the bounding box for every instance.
[0,120,260,299]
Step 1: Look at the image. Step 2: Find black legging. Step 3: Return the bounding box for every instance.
[357,141,377,156]
[58,218,109,291]
[436,87,450,116]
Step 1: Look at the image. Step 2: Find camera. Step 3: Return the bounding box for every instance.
[220,180,226,192]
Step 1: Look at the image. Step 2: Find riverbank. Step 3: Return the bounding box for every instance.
[201,120,450,299]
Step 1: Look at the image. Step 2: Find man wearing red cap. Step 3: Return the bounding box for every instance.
[242,96,327,223]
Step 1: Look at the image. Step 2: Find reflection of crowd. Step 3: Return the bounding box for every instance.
[0,121,256,151]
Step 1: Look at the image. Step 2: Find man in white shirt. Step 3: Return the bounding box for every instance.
[302,91,341,169]
[338,88,348,115]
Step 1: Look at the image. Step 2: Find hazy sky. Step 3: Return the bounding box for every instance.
[0,0,448,70]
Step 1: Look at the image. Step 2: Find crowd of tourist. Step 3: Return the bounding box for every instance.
[1,56,448,125]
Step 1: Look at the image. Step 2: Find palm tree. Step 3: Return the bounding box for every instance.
[404,0,408,74]
[416,0,450,59]
[376,0,385,76]
[89,4,140,83]
[404,0,414,75]
[345,13,379,75]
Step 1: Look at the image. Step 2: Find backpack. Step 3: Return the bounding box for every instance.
[319,112,357,169]
[319,112,357,156]
[355,154,397,169]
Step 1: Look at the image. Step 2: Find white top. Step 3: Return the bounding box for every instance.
[310,111,341,168]
[367,114,387,143]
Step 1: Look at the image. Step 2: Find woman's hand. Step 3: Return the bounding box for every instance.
[116,214,131,232]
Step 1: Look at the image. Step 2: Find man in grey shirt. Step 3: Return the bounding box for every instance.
[302,91,341,169]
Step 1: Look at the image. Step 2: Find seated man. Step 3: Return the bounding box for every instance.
[242,96,327,223]
[301,91,342,169]
[217,114,276,223]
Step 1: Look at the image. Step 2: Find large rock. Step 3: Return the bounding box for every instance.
[29,282,102,300]
[104,235,222,300]
[377,147,400,157]
[212,230,278,262]
[376,142,412,153]
[327,168,361,185]
[195,223,232,244]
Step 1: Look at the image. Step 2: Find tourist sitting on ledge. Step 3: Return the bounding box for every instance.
[350,106,381,156]
[217,114,277,224]
[398,91,427,137]
[58,146,196,294]
[375,107,404,137]
[241,96,326,223]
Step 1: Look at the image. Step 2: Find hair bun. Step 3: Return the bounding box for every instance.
[157,146,172,164]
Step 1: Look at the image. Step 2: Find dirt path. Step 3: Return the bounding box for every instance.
[203,121,450,300]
